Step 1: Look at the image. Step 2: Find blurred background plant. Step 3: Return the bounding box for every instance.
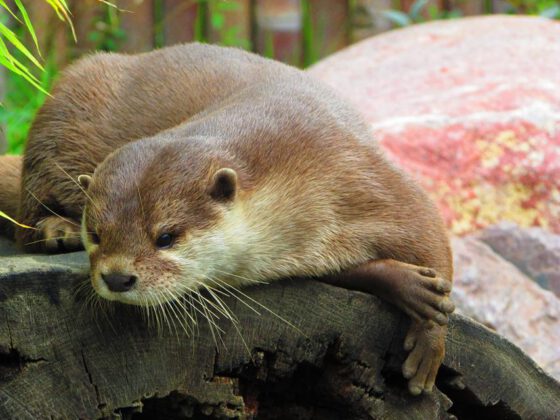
[1,0,558,154]
[0,0,110,153]
[383,0,559,27]
[382,0,462,27]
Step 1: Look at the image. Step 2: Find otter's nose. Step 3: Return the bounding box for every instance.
[101,273,137,292]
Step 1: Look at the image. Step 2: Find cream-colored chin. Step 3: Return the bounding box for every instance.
[92,277,178,307]
[91,277,119,302]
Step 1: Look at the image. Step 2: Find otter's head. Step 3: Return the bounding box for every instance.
[78,137,248,306]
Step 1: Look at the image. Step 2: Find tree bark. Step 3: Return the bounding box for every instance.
[0,237,558,419]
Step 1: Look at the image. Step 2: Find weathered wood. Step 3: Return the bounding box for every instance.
[0,237,558,419]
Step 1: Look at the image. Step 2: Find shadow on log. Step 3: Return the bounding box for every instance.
[0,238,558,419]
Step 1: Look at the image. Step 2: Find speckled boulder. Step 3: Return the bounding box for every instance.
[309,16,560,235]
[476,222,560,297]
[452,236,560,380]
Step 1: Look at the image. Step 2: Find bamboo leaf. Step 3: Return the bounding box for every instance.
[0,1,23,23]
[0,38,47,93]
[13,0,41,57]
[382,10,412,27]
[410,0,429,20]
[0,211,36,230]
[46,0,76,41]
[0,23,44,70]
[0,0,117,93]
[540,5,560,19]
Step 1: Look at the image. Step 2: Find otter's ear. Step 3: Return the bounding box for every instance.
[209,168,237,202]
[77,174,92,190]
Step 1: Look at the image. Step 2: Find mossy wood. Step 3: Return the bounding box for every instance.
[0,239,558,419]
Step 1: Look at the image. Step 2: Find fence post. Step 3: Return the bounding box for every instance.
[255,0,302,66]
[304,0,349,66]
[208,0,252,49]
[163,0,199,45]
[71,0,105,57]
[351,0,393,42]
[119,0,154,52]
[0,7,5,154]
[25,0,69,68]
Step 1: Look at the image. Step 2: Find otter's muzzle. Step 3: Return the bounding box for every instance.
[101,273,137,292]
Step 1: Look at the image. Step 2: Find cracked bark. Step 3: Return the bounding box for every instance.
[0,239,559,419]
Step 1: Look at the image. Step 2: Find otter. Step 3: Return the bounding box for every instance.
[0,155,22,239]
[0,43,454,396]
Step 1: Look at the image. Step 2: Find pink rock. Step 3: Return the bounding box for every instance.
[452,236,560,380]
[309,16,560,235]
[476,222,560,297]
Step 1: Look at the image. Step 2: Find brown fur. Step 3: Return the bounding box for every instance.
[0,155,22,239]
[3,43,453,395]
[16,44,285,251]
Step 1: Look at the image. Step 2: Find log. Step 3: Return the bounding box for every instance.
[0,237,558,419]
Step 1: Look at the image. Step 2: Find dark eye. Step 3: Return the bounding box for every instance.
[156,233,174,249]
[90,232,100,245]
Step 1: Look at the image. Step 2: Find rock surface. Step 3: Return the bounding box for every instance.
[309,16,560,235]
[476,221,560,297]
[451,236,560,381]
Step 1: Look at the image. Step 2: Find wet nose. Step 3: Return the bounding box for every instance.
[101,273,137,292]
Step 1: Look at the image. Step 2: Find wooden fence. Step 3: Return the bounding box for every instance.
[25,0,513,69]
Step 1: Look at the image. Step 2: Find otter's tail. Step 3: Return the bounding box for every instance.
[0,155,22,240]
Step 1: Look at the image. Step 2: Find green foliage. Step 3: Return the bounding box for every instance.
[504,0,560,17]
[3,0,558,156]
[0,1,46,93]
[0,0,114,155]
[0,54,56,154]
[207,0,251,49]
[384,0,560,27]
[383,0,462,27]
[301,0,319,67]
[87,4,125,52]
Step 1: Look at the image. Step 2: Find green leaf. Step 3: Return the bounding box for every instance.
[0,1,23,23]
[410,0,429,20]
[0,210,34,229]
[211,13,225,30]
[540,5,560,19]
[0,23,43,70]
[382,10,412,27]
[13,0,41,56]
[46,0,76,41]
[0,37,46,93]
[216,1,239,12]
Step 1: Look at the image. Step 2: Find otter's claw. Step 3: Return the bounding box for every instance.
[35,216,83,252]
[393,266,454,326]
[402,321,446,395]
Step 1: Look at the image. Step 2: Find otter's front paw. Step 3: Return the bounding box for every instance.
[35,216,83,252]
[402,320,446,395]
[395,266,454,326]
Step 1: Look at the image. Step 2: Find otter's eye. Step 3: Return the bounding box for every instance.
[156,233,174,249]
[90,232,100,245]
